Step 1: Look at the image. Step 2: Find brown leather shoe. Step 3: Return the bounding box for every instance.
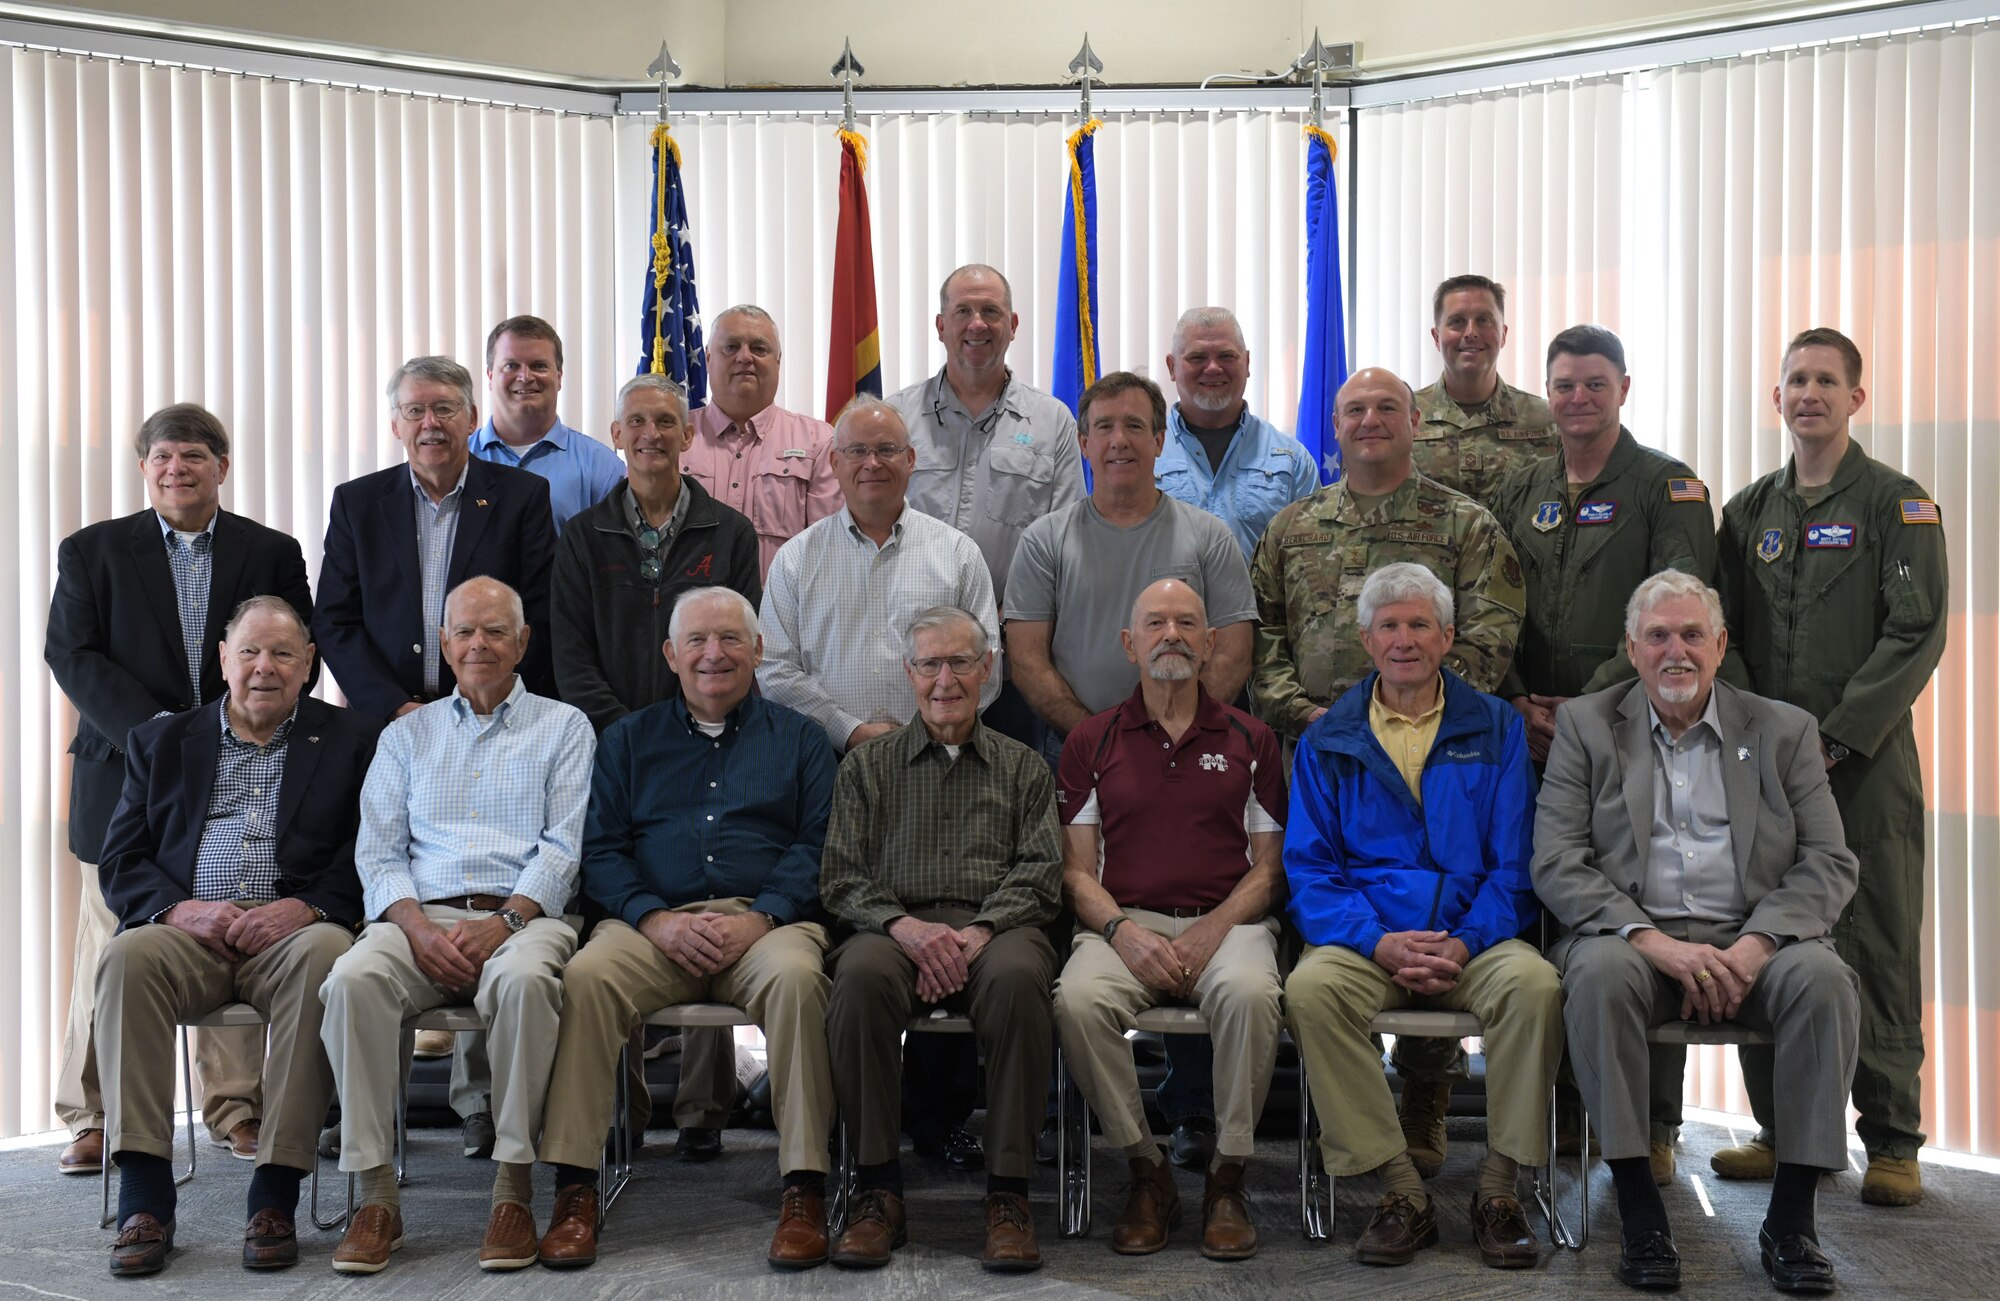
[1355,1192,1438,1266]
[59,1127,104,1175]
[480,1201,539,1271]
[980,1191,1041,1272]
[332,1204,403,1274]
[243,1207,298,1270]
[1470,1191,1538,1268]
[109,1212,174,1277]
[537,1185,598,1269]
[1201,1161,1258,1260]
[1398,1080,1450,1179]
[1111,1151,1181,1254]
[215,1119,260,1161]
[767,1183,829,1269]
[830,1188,906,1268]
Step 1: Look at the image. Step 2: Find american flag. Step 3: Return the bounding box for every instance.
[1900,498,1941,525]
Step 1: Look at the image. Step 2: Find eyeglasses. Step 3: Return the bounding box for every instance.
[909,654,984,678]
[396,401,466,423]
[835,442,909,463]
[637,523,673,582]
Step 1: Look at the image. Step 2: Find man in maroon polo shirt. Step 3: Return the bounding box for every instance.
[1052,578,1287,1260]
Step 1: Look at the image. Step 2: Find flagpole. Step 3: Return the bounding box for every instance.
[646,42,682,378]
[826,39,882,422]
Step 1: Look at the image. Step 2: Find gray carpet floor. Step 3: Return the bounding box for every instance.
[3,1115,1994,1299]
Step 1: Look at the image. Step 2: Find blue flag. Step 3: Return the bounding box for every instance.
[637,123,707,407]
[1296,125,1348,482]
[1052,120,1103,419]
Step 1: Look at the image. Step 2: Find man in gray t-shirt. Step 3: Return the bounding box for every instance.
[1007,373,1257,734]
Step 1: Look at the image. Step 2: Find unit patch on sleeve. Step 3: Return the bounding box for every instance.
[1666,478,1708,503]
[1900,498,1941,525]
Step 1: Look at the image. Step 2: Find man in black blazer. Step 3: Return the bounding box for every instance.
[96,597,379,1275]
[313,355,557,721]
[44,403,312,1175]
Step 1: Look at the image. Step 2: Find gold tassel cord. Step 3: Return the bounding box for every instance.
[649,123,682,376]
[1303,123,1339,161]
[837,127,869,173]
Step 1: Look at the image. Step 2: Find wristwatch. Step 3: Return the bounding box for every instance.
[1825,740,1852,765]
[496,907,528,934]
[1103,914,1132,943]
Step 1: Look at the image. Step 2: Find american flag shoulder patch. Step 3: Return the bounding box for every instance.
[1900,498,1941,525]
[1667,478,1708,503]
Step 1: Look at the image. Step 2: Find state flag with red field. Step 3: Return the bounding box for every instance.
[826,128,882,422]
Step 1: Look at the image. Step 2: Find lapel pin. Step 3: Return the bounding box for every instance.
[476,498,489,507]
[1736,747,1750,761]
[309,735,321,743]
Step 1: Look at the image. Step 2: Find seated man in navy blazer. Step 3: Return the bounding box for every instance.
[93,596,379,1277]
[314,355,557,721]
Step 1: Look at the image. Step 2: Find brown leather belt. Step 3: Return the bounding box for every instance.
[425,893,508,912]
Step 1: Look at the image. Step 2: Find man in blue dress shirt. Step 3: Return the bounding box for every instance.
[470,316,627,529]
[534,585,838,1271]
[319,577,595,1276]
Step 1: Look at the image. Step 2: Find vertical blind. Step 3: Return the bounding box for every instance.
[2,22,1992,1155]
[1353,24,1999,1156]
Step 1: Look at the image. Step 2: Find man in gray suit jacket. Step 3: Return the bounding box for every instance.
[1533,570,1858,1296]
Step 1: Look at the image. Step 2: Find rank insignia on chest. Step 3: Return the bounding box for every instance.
[1758,529,1784,562]
[1806,523,1856,548]
[1575,501,1616,525]
[1532,501,1563,532]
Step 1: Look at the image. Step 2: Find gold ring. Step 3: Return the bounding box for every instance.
[1181,967,1193,979]
[1695,970,1712,983]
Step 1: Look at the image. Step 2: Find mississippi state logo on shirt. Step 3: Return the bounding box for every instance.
[1532,501,1563,532]
[1199,753,1229,773]
[1805,523,1856,548]
[1758,529,1784,563]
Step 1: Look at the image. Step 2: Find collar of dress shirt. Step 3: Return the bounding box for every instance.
[449,673,527,725]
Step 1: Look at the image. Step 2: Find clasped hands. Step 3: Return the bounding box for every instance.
[388,900,532,996]
[167,896,318,962]
[888,916,993,1004]
[1629,928,1776,1024]
[641,909,771,977]
[1373,930,1471,994]
[1110,916,1227,999]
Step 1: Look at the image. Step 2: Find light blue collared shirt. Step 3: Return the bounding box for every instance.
[156,510,219,703]
[471,417,627,530]
[355,675,596,921]
[1156,406,1320,561]
[412,465,468,695]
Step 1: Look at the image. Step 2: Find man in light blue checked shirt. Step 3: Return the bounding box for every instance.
[320,576,595,1276]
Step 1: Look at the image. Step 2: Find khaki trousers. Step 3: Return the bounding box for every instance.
[320,905,575,1171]
[826,909,1057,1179]
[58,865,265,1139]
[1053,911,1282,1162]
[540,901,831,1174]
[95,921,349,1171]
[1287,938,1562,1176]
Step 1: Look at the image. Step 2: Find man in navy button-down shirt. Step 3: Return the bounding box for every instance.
[535,585,838,1271]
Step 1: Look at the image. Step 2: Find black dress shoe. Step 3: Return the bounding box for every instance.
[1760,1226,1837,1294]
[1616,1228,1682,1290]
[943,1125,985,1172]
[675,1126,723,1162]
[1168,1117,1217,1170]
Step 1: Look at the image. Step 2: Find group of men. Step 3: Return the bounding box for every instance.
[46,262,1945,1293]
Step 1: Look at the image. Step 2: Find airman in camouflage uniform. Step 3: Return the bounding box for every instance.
[1251,367,1525,740]
[1411,274,1559,506]
[1711,328,1948,1208]
[1251,367,1526,1176]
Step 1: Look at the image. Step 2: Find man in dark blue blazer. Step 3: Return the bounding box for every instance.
[94,597,379,1275]
[44,402,314,1175]
[314,355,557,721]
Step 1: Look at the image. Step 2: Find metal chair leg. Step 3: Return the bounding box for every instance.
[176,1024,198,1189]
[1298,1069,1329,1241]
[1532,1083,1584,1250]
[601,1042,634,1225]
[827,1112,853,1238]
[1056,1045,1091,1238]
[310,1143,350,1231]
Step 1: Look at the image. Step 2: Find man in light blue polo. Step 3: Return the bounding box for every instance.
[472,315,628,529]
[1156,307,1320,562]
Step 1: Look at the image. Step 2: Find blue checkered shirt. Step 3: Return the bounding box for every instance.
[413,466,467,694]
[356,675,595,920]
[191,695,296,903]
[158,512,217,704]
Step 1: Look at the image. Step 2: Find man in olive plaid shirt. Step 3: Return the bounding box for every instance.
[820,606,1061,1274]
